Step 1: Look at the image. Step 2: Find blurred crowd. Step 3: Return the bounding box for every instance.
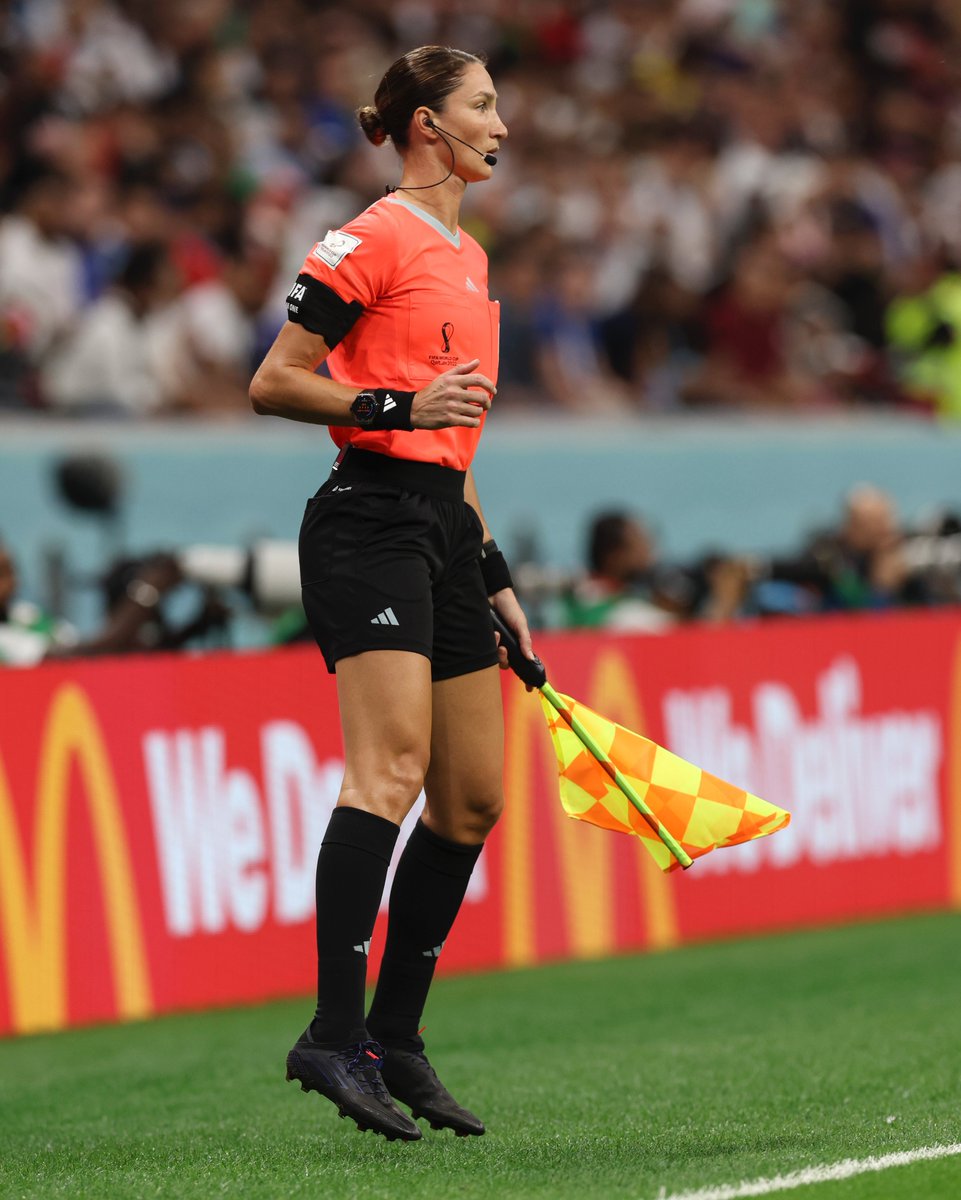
[1,0,961,418]
[5,479,961,664]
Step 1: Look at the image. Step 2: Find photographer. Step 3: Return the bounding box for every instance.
[766,485,937,613]
[60,551,231,657]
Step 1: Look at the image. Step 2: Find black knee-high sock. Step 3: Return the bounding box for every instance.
[310,807,399,1045]
[367,819,482,1046]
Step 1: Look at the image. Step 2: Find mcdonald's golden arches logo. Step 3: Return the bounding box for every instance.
[0,684,153,1034]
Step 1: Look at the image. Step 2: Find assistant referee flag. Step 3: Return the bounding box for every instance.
[540,690,791,873]
[490,611,790,872]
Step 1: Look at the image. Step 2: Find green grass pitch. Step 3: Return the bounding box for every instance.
[2,911,960,1199]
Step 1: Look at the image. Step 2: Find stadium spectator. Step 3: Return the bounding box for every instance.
[561,511,678,632]
[0,165,84,405]
[488,240,545,409]
[683,233,819,409]
[0,537,77,666]
[533,251,636,414]
[560,510,755,631]
[41,242,180,416]
[561,511,763,633]
[885,251,961,419]
[148,246,278,415]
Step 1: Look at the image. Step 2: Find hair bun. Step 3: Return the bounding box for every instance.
[357,105,388,147]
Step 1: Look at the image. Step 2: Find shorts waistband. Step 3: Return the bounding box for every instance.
[331,446,466,501]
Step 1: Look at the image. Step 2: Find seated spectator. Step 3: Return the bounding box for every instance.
[885,252,961,419]
[488,242,545,410]
[0,164,85,406]
[148,247,276,415]
[533,253,636,414]
[683,233,819,409]
[42,243,179,416]
[0,537,77,666]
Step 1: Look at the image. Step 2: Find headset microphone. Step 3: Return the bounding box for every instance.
[425,118,497,166]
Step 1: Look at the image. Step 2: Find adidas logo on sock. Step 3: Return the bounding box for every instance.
[353,940,371,955]
[383,392,397,412]
[370,607,399,626]
[421,943,445,958]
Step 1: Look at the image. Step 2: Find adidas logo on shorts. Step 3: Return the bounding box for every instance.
[371,607,399,626]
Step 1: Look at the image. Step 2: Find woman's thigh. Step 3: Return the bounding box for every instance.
[335,649,433,824]
[424,665,505,843]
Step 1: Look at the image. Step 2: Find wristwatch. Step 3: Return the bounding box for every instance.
[350,390,380,427]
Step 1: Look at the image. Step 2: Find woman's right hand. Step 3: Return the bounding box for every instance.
[411,359,495,428]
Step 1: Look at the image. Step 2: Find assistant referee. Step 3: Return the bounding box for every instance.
[250,45,536,1142]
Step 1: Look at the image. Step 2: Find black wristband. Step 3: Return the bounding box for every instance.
[479,538,514,595]
[351,388,415,431]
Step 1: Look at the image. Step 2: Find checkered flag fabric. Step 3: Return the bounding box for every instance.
[540,691,791,873]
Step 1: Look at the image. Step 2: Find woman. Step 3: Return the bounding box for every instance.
[250,46,535,1143]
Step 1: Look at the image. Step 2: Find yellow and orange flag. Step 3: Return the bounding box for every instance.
[540,690,791,873]
[491,611,790,872]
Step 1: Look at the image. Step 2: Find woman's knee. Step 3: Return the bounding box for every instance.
[466,792,504,840]
[341,747,429,824]
[431,789,504,843]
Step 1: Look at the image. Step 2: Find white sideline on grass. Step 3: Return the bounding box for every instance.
[657,1142,961,1200]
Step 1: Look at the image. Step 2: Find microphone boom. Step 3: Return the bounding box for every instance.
[426,119,497,166]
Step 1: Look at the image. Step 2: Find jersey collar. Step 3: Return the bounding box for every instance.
[386,196,462,248]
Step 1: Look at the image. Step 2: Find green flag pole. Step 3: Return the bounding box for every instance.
[491,612,693,870]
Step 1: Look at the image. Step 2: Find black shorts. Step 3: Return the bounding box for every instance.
[299,448,499,681]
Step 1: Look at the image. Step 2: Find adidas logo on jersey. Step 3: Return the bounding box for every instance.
[371,607,399,626]
[465,276,479,292]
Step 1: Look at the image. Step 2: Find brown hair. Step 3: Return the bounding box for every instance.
[357,46,484,150]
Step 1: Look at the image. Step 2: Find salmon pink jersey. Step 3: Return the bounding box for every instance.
[297,196,500,471]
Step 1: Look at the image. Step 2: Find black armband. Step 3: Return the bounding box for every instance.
[286,274,363,348]
[479,538,514,595]
[350,388,415,430]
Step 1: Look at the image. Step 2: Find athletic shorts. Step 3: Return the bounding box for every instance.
[299,447,499,681]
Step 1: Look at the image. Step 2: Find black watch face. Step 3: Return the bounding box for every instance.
[351,392,378,425]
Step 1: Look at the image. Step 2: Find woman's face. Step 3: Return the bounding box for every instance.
[426,62,508,183]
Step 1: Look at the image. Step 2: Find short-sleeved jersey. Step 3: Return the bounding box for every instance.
[297,196,500,471]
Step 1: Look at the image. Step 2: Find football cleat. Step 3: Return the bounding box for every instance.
[380,1042,485,1137]
[285,1029,422,1142]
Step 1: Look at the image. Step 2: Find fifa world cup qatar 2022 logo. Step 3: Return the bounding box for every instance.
[428,321,459,370]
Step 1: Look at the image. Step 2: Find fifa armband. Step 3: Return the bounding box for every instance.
[286,274,363,349]
[479,538,514,595]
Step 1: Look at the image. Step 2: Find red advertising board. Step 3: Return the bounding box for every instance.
[2,611,960,1037]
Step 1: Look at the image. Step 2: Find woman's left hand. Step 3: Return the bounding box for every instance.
[490,589,536,684]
